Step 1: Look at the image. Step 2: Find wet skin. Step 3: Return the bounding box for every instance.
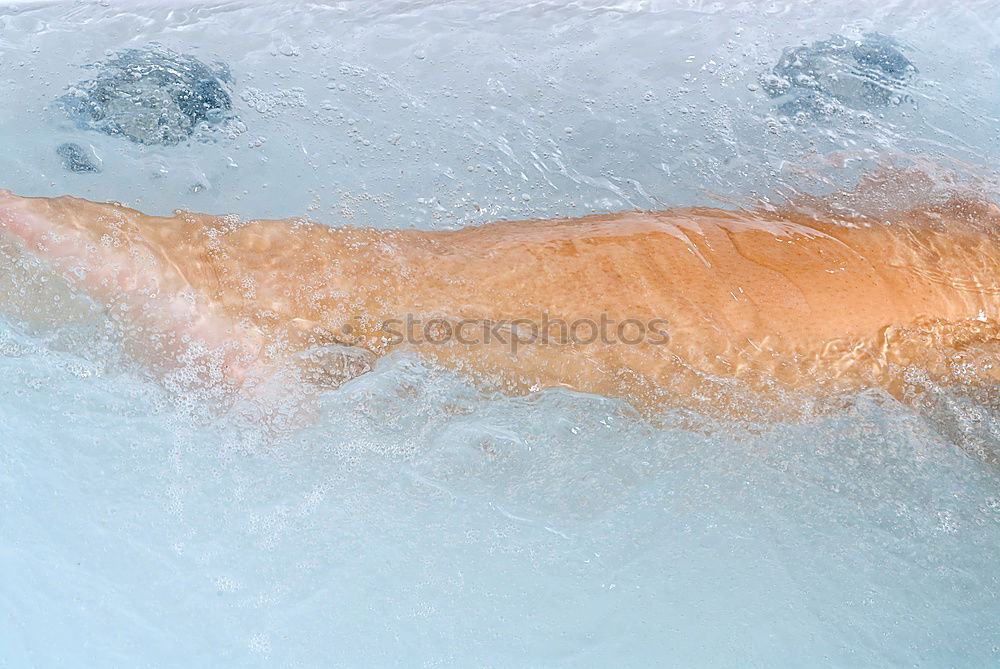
[0,190,997,415]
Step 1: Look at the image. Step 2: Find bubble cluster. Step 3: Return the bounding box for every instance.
[58,46,233,145]
[759,33,917,117]
[55,142,100,173]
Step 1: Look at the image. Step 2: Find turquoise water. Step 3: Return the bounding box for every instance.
[1,1,999,666]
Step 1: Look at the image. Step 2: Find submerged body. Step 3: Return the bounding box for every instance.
[0,190,997,415]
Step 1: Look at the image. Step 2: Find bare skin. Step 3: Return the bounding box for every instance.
[0,189,997,418]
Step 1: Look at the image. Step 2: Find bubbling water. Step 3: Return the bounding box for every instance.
[0,0,998,666]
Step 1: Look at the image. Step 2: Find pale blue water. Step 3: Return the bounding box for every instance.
[0,1,998,666]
